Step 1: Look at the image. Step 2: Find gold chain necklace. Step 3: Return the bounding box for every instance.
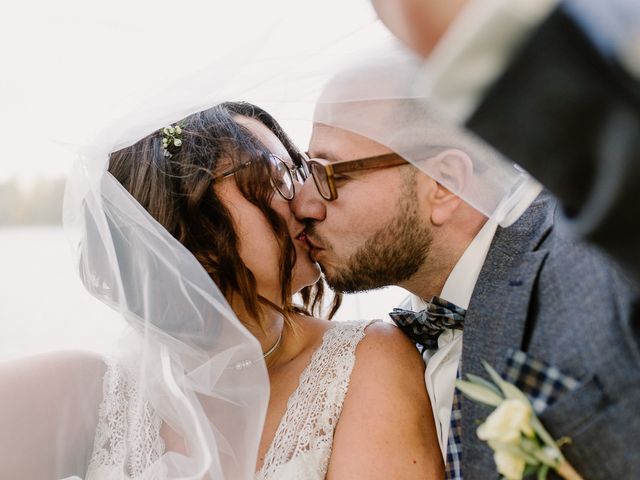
[262,329,283,359]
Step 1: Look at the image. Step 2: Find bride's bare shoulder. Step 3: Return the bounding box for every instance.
[1,349,106,369]
[326,321,443,479]
[357,320,424,369]
[0,351,108,477]
[294,316,422,368]
[0,350,107,390]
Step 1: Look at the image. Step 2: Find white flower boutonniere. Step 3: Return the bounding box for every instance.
[456,361,583,480]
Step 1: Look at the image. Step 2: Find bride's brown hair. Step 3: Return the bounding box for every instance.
[108,101,340,329]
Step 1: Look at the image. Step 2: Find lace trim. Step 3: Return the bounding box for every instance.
[256,320,376,480]
[87,358,166,479]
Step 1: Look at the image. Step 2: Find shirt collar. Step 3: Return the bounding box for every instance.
[410,218,498,312]
[440,219,498,309]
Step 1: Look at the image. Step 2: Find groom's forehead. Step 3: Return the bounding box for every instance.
[309,123,392,162]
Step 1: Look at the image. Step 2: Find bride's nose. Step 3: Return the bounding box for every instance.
[290,178,326,223]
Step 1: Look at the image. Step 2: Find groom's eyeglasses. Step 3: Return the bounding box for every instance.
[301,152,408,201]
[213,153,307,201]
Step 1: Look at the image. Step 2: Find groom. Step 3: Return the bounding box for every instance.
[291,60,640,478]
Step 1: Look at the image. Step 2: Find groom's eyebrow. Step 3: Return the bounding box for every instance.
[308,149,343,162]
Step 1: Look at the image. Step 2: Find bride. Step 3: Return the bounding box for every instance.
[0,101,443,479]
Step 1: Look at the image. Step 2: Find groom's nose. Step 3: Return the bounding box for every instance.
[291,177,327,222]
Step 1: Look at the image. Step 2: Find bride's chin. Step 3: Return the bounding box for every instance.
[292,260,322,293]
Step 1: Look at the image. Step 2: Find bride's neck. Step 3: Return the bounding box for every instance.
[232,297,286,361]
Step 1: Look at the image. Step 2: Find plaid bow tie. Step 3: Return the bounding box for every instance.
[389,296,466,350]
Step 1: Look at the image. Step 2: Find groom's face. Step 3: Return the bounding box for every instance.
[291,123,432,293]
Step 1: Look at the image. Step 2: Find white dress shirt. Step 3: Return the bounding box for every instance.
[409,219,498,459]
[406,165,540,458]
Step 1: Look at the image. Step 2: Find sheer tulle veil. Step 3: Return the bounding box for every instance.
[54,2,391,478]
[4,0,540,478]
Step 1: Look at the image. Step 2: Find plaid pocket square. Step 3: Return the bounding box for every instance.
[503,349,580,415]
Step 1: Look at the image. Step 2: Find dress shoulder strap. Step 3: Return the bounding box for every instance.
[257,320,377,480]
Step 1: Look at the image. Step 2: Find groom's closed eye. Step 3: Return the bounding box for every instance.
[307,150,343,163]
[332,174,351,184]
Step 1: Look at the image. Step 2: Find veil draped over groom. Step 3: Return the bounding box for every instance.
[312,48,542,226]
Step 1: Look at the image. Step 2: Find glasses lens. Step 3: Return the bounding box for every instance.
[297,154,311,181]
[310,162,332,200]
[268,154,295,200]
[293,164,308,183]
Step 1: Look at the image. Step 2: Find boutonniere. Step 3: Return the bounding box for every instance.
[456,361,583,480]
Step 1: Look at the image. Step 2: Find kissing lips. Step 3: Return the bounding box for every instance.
[295,231,314,253]
[293,229,323,261]
[293,230,326,265]
[300,232,324,262]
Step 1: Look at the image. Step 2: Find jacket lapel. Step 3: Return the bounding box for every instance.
[460,194,554,476]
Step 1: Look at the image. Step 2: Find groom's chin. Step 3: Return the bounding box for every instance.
[319,265,352,294]
[320,266,385,295]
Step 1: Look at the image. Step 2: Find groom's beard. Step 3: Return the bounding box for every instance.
[318,187,432,294]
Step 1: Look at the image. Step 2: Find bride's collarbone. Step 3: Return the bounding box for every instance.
[269,316,330,369]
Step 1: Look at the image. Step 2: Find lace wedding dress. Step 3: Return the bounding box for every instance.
[86,320,375,480]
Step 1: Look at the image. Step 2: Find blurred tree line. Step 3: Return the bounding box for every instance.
[0,177,66,226]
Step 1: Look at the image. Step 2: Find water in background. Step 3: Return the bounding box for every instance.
[0,227,409,361]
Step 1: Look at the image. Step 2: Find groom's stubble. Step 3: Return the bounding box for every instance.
[312,169,433,293]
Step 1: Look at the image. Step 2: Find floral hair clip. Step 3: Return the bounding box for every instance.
[161,124,183,158]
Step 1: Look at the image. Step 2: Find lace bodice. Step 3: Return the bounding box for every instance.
[86,320,374,480]
[255,320,375,480]
[86,359,166,480]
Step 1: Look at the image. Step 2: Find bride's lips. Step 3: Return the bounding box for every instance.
[294,230,312,251]
[292,230,325,264]
[299,231,324,261]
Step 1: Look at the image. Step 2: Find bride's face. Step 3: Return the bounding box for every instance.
[215,116,321,303]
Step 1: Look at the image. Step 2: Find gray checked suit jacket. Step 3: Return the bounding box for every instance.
[460,193,640,479]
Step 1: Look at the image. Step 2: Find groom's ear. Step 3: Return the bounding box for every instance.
[429,148,473,194]
[420,149,472,226]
